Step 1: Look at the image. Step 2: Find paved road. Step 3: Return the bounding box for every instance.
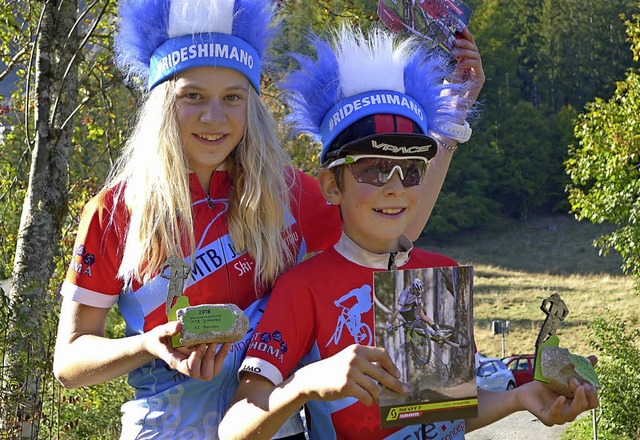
[466,411,570,440]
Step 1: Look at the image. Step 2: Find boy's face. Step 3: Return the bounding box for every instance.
[320,160,421,254]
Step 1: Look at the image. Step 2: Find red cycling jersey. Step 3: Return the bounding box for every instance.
[61,168,341,439]
[241,234,466,440]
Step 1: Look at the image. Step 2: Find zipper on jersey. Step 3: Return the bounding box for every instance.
[388,252,397,270]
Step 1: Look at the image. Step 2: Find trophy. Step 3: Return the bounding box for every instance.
[533,293,599,397]
[163,256,249,348]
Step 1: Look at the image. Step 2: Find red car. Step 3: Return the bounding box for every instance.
[502,354,536,387]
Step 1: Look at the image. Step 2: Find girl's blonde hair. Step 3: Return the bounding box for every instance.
[107,79,294,290]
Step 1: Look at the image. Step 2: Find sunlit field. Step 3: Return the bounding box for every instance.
[418,215,637,359]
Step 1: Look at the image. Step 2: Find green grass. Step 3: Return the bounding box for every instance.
[417,214,637,359]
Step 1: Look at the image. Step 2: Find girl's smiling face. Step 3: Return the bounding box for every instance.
[174,66,249,187]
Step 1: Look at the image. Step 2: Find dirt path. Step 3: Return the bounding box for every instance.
[466,411,570,440]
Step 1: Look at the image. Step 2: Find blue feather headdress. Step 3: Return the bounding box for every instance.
[114,0,277,92]
[282,25,471,164]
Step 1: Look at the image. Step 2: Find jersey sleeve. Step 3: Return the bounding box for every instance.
[240,270,317,385]
[414,251,458,268]
[60,189,126,308]
[290,169,341,254]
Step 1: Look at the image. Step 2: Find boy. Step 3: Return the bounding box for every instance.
[219,26,597,440]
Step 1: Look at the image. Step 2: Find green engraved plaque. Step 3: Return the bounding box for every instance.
[177,303,249,347]
[181,306,235,334]
[572,354,600,388]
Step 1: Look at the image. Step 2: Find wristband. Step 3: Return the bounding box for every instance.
[439,139,458,153]
[441,120,472,143]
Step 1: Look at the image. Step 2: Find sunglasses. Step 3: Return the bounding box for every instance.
[327,155,429,187]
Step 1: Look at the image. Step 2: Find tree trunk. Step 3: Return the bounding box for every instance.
[1,0,78,437]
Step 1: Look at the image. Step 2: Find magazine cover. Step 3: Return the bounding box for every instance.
[374,266,477,428]
[377,0,473,54]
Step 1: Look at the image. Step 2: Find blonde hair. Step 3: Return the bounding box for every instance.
[107,80,294,289]
[227,89,295,288]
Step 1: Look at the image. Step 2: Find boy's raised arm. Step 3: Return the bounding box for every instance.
[404,28,484,241]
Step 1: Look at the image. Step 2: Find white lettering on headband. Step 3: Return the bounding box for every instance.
[148,33,260,92]
[157,43,254,72]
[319,90,428,149]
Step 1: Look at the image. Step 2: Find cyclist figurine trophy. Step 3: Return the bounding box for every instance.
[163,255,249,348]
[533,293,599,397]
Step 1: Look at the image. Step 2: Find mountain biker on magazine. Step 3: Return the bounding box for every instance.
[387,278,437,333]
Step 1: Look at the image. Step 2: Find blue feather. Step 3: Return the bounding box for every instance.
[282,26,475,142]
[114,0,278,86]
[114,0,171,84]
[281,35,342,142]
[404,49,469,138]
[233,0,277,61]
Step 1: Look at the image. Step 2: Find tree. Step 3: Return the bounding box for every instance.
[589,317,640,438]
[0,0,131,437]
[426,0,640,233]
[0,1,80,437]
[566,12,640,289]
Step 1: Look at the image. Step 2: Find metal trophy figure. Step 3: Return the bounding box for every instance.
[535,292,569,348]
[162,255,191,317]
[161,255,248,348]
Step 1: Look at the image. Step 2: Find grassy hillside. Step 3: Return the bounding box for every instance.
[417,214,637,359]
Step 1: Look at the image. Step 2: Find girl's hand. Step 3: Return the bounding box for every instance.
[144,321,233,381]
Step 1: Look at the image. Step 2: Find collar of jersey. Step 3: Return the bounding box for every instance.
[334,232,412,269]
[188,171,232,200]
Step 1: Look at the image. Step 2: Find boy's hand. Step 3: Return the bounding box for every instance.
[144,321,233,381]
[517,355,599,425]
[451,28,485,106]
[296,344,408,406]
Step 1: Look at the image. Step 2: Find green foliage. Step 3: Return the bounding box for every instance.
[434,99,576,232]
[588,317,640,439]
[498,0,638,111]
[40,377,131,439]
[0,0,138,437]
[566,13,640,288]
[0,127,27,279]
[39,309,130,439]
[487,102,565,217]
[630,13,640,62]
[0,1,36,279]
[426,192,499,236]
[439,0,638,227]
[546,1,632,110]
[562,414,627,440]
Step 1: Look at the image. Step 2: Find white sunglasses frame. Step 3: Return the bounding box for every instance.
[326,154,429,186]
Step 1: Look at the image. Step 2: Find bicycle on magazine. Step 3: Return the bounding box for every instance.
[386,316,470,366]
